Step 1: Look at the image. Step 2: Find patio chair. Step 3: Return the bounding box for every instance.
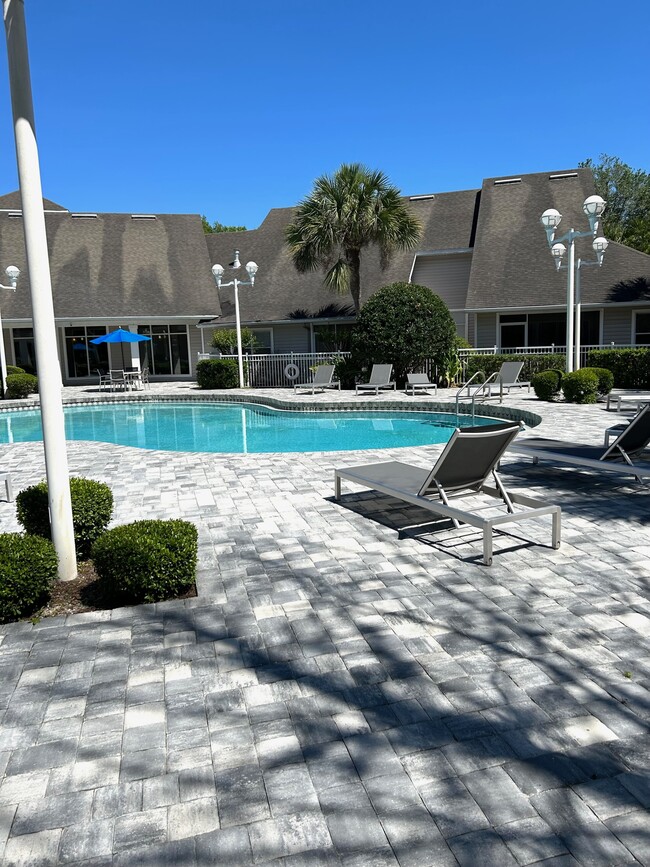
[480,361,530,398]
[507,403,650,483]
[334,422,561,565]
[95,369,111,392]
[108,369,127,392]
[294,364,340,395]
[405,373,437,396]
[0,470,13,502]
[355,364,396,396]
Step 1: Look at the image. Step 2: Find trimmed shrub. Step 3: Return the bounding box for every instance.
[585,366,614,396]
[6,365,25,376]
[531,369,563,401]
[562,369,599,404]
[464,353,567,383]
[16,477,114,558]
[586,348,650,389]
[351,282,457,385]
[5,373,38,399]
[91,519,198,604]
[0,533,57,622]
[196,358,242,389]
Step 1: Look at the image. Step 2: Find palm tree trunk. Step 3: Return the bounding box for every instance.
[347,249,361,313]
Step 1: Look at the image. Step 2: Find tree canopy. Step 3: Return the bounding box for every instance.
[285,163,422,313]
[202,216,246,233]
[351,282,457,384]
[580,154,650,254]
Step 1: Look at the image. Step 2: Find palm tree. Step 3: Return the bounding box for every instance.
[285,163,422,313]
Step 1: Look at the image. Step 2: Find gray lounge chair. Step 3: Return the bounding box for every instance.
[355,364,396,396]
[294,364,340,395]
[406,373,437,395]
[507,404,650,483]
[335,422,561,565]
[480,361,530,397]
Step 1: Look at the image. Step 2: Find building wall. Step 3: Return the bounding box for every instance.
[411,253,472,311]
[602,307,634,345]
[272,324,310,353]
[475,313,497,348]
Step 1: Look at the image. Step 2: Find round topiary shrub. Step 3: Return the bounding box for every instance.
[16,477,114,558]
[562,369,599,404]
[5,373,38,399]
[351,282,457,385]
[6,365,25,376]
[585,366,614,396]
[196,358,242,389]
[91,519,198,604]
[531,369,563,401]
[0,533,57,622]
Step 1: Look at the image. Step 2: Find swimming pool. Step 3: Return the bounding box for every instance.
[0,401,502,454]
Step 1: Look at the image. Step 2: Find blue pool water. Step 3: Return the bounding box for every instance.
[0,402,500,454]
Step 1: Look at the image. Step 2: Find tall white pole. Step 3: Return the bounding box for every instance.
[565,231,575,373]
[574,261,582,371]
[0,304,7,395]
[234,278,245,388]
[3,0,77,580]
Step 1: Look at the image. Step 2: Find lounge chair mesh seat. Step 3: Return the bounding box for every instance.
[356,364,396,395]
[406,373,437,395]
[480,361,530,397]
[508,404,650,482]
[294,364,340,395]
[335,422,561,565]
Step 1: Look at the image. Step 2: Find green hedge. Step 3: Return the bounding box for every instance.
[464,353,567,382]
[586,348,650,388]
[562,369,599,404]
[6,365,25,376]
[91,519,198,604]
[531,369,563,401]
[5,373,38,399]
[0,533,57,622]
[196,358,243,389]
[586,367,614,396]
[16,477,114,559]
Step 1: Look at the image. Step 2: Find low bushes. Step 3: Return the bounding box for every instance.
[531,369,563,401]
[464,353,566,383]
[562,369,599,404]
[196,358,242,389]
[6,365,25,376]
[0,533,57,622]
[587,366,614,396]
[16,477,114,558]
[5,373,38,399]
[92,519,198,604]
[586,348,650,389]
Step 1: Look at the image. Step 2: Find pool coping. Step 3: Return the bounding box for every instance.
[0,391,543,428]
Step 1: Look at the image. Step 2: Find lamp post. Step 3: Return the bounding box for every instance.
[0,264,20,396]
[540,195,608,372]
[211,251,259,388]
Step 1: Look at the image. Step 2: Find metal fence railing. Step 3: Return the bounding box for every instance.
[197,351,351,388]
[458,344,637,371]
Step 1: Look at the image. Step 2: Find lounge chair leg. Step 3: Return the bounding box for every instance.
[334,472,341,501]
[483,526,493,566]
[552,508,561,549]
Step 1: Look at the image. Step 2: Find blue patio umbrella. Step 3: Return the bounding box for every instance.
[90,328,152,367]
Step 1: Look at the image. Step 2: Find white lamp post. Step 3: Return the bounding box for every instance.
[540,195,608,372]
[211,251,259,388]
[3,0,77,581]
[0,264,20,396]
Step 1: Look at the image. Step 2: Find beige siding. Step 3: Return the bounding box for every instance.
[467,314,476,347]
[602,307,633,345]
[188,325,205,374]
[411,254,472,310]
[476,313,497,348]
[272,324,311,353]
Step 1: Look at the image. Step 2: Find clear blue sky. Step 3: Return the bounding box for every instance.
[0,1,647,229]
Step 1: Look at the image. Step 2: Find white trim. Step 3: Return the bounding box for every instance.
[633,308,650,345]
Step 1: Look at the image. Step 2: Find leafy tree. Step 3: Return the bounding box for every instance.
[579,154,650,254]
[211,328,260,353]
[202,216,247,233]
[285,163,422,313]
[351,282,457,384]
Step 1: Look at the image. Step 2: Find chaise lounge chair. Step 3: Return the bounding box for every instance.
[405,373,437,395]
[294,364,340,395]
[507,404,650,483]
[334,422,561,565]
[355,364,396,396]
[480,361,531,398]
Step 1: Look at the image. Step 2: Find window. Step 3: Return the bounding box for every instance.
[635,312,650,345]
[64,326,109,378]
[499,314,526,349]
[250,329,273,353]
[138,324,190,375]
[500,311,601,350]
[12,328,36,374]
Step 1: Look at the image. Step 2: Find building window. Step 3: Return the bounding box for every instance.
[12,327,36,374]
[250,329,273,353]
[64,326,109,378]
[635,312,650,345]
[499,314,526,349]
[500,311,600,349]
[138,325,190,375]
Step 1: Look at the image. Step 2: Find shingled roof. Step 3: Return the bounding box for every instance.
[0,198,220,320]
[204,189,480,325]
[466,169,650,310]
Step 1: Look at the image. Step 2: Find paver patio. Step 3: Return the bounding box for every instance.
[0,384,648,865]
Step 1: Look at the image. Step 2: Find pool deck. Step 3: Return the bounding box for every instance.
[0,384,648,866]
